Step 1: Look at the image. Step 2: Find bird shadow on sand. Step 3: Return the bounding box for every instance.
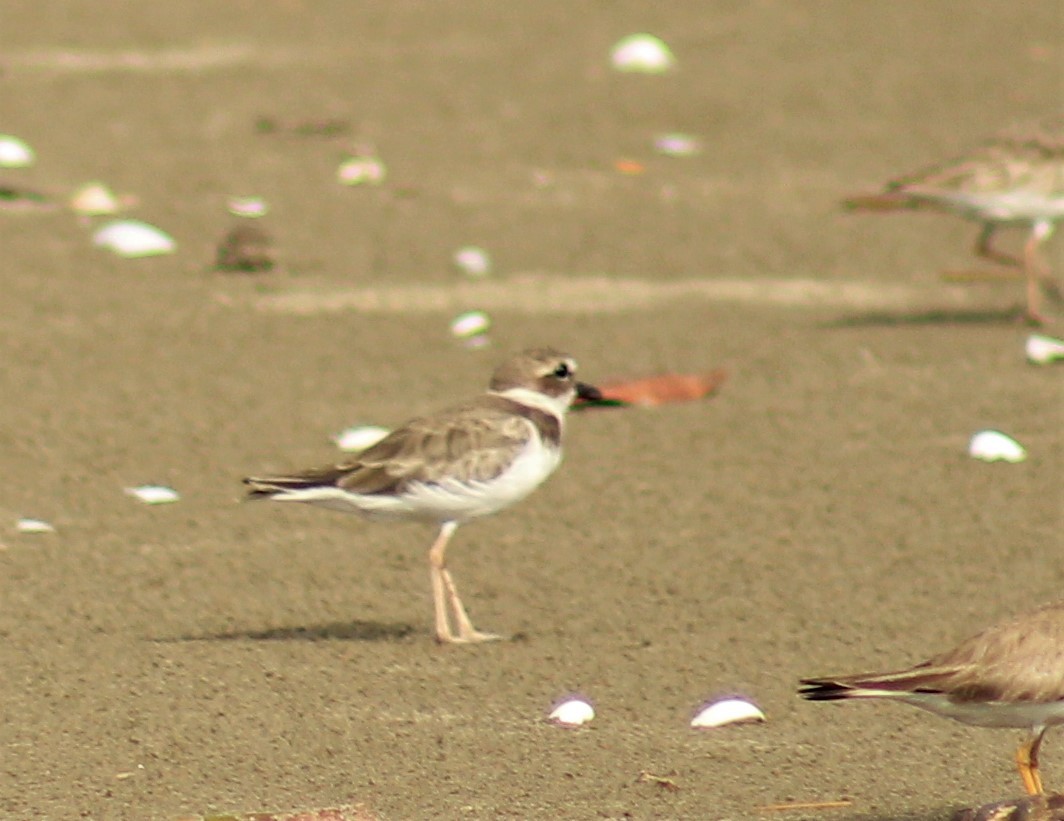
[822,306,1028,328]
[151,619,418,643]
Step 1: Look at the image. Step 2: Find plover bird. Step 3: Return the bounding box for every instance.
[244,347,600,644]
[843,121,1064,324]
[800,601,1064,795]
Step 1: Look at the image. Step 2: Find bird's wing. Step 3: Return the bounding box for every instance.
[340,401,535,494]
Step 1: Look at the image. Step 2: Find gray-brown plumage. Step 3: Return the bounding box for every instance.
[801,602,1064,795]
[246,396,562,500]
[244,347,599,644]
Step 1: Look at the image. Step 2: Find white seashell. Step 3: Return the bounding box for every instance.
[450,310,491,340]
[654,133,701,157]
[690,697,766,729]
[124,485,180,504]
[1026,334,1064,365]
[16,518,55,534]
[70,182,121,216]
[227,196,268,218]
[93,220,176,258]
[453,246,492,278]
[548,698,594,727]
[610,34,675,74]
[0,134,35,168]
[969,430,1026,463]
[337,155,386,186]
[333,425,390,452]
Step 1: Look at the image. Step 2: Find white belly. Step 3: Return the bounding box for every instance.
[905,692,1064,730]
[392,439,563,523]
[269,439,563,524]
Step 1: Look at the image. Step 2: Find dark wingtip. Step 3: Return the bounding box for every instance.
[242,476,276,500]
[797,679,851,701]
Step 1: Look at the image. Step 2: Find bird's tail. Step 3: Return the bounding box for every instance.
[243,472,337,499]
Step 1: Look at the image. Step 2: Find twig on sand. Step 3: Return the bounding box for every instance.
[635,770,681,791]
[756,799,854,813]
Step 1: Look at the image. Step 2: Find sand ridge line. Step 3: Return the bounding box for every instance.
[243,273,974,315]
[4,42,294,73]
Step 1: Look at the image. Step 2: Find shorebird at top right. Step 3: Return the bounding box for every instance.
[843,119,1064,324]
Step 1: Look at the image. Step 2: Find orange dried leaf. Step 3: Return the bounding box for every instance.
[597,368,728,407]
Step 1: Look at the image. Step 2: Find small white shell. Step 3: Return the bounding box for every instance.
[16,518,55,534]
[337,155,387,186]
[333,425,390,453]
[690,697,766,729]
[610,34,675,74]
[450,310,491,339]
[453,246,492,278]
[548,698,595,727]
[124,485,180,504]
[227,196,268,218]
[969,430,1026,463]
[0,134,35,168]
[1026,334,1064,365]
[70,182,121,216]
[654,133,701,157]
[93,220,176,258]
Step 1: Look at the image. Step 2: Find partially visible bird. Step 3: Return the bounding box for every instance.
[800,601,1064,795]
[844,121,1064,324]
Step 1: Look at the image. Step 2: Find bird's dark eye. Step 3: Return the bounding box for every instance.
[552,362,571,379]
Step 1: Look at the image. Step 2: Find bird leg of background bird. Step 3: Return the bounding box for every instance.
[1015,729,1046,795]
[941,224,1026,283]
[1023,220,1056,324]
[975,223,1023,268]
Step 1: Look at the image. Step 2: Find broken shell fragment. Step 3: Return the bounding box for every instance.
[93,220,176,258]
[654,133,702,157]
[337,155,386,186]
[0,134,35,168]
[1026,334,1064,365]
[690,697,766,729]
[548,698,595,727]
[333,425,390,453]
[450,310,491,347]
[453,246,492,278]
[610,34,675,73]
[124,485,180,505]
[226,196,268,218]
[70,182,121,216]
[968,430,1026,463]
[16,518,55,534]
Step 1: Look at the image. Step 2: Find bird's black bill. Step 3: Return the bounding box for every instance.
[576,382,603,402]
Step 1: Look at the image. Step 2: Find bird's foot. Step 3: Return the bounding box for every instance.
[435,627,505,645]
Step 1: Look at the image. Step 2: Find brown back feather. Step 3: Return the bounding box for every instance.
[335,395,556,495]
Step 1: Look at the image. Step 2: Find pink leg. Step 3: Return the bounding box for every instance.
[427,521,502,644]
[1021,220,1056,325]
